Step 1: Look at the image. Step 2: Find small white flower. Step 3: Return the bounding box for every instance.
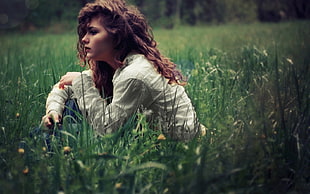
[286,58,293,65]
[195,146,201,155]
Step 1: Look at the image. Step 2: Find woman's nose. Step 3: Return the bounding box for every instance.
[82,35,89,44]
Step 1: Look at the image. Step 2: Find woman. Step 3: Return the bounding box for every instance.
[42,0,204,140]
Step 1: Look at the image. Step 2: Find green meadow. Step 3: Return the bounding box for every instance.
[0,21,309,193]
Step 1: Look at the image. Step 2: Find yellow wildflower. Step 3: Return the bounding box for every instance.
[18,148,25,154]
[63,146,71,154]
[157,134,166,140]
[115,183,122,189]
[23,167,29,174]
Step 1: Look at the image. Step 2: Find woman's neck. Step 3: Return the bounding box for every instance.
[103,50,120,70]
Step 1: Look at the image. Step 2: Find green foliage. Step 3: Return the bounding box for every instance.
[1,0,310,31]
[0,21,309,193]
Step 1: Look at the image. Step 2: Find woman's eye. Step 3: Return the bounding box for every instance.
[89,30,97,35]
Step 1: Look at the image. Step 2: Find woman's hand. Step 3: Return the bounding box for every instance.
[59,72,81,89]
[42,111,61,129]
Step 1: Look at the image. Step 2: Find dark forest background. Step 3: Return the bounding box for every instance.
[0,0,309,31]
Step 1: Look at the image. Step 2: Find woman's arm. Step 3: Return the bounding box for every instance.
[43,70,92,128]
[47,69,92,115]
[72,73,148,135]
[45,83,73,115]
[43,82,73,127]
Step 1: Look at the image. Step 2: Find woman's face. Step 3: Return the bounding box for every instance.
[82,17,115,63]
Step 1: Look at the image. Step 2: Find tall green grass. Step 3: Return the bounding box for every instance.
[0,21,309,193]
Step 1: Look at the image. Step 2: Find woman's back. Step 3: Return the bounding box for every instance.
[113,54,200,140]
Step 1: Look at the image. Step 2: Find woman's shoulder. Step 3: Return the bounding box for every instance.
[116,54,157,81]
[82,69,92,76]
[125,53,150,69]
[124,53,144,66]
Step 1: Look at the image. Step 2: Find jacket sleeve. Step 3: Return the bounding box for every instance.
[45,82,73,116]
[71,73,148,135]
[45,70,92,116]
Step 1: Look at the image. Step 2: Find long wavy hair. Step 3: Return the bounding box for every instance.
[77,0,186,98]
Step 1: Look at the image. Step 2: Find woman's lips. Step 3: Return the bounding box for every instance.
[85,47,90,52]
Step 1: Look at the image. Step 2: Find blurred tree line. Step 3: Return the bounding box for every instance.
[133,0,310,27]
[1,0,309,30]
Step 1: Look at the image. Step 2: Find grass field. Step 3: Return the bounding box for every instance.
[0,21,309,193]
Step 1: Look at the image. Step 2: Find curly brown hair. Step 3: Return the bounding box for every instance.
[77,0,186,98]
